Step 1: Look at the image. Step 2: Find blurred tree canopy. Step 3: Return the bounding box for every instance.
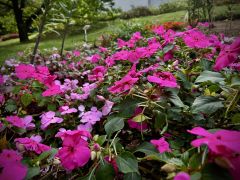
[0,0,114,42]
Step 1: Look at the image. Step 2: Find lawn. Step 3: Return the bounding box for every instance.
[0,4,239,64]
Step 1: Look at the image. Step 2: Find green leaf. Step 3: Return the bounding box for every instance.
[38,148,58,162]
[167,90,185,107]
[96,135,107,146]
[167,158,184,166]
[95,163,115,180]
[47,104,57,111]
[21,94,33,107]
[176,71,192,89]
[134,142,158,155]
[189,153,202,169]
[195,71,224,83]
[231,76,240,87]
[25,166,40,180]
[200,59,213,71]
[132,114,149,123]
[154,111,166,129]
[116,152,138,174]
[163,44,174,53]
[5,99,17,112]
[231,113,240,123]
[192,96,224,115]
[114,97,140,118]
[104,117,124,136]
[201,163,232,180]
[124,172,141,180]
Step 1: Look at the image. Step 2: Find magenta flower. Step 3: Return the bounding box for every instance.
[174,172,190,180]
[187,127,240,155]
[108,75,139,94]
[22,115,35,130]
[15,135,51,154]
[60,106,78,115]
[147,72,178,88]
[61,79,79,92]
[6,116,25,128]
[0,93,5,105]
[56,130,91,170]
[40,111,63,129]
[153,25,165,36]
[73,50,80,57]
[42,84,62,97]
[150,137,172,153]
[88,66,106,82]
[213,37,240,71]
[99,46,108,53]
[80,107,102,125]
[87,54,101,63]
[15,64,36,79]
[183,29,210,48]
[0,74,4,85]
[0,149,27,180]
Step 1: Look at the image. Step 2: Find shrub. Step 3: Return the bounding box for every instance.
[120,6,152,19]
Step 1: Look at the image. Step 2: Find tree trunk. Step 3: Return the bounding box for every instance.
[11,0,29,42]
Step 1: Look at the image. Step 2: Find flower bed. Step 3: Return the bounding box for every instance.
[0,23,240,180]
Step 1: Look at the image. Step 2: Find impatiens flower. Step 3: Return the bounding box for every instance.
[0,74,4,85]
[40,111,63,129]
[150,137,172,153]
[183,29,210,48]
[61,79,79,92]
[77,123,93,132]
[80,107,102,125]
[56,130,91,170]
[15,64,36,79]
[88,66,106,82]
[87,54,101,63]
[97,95,114,116]
[0,149,27,180]
[187,127,240,155]
[213,37,240,71]
[15,135,51,154]
[60,106,78,115]
[0,93,5,105]
[42,85,62,97]
[6,116,25,128]
[147,72,178,88]
[127,107,148,131]
[73,50,80,57]
[174,172,190,180]
[99,46,108,53]
[22,115,35,130]
[108,75,139,94]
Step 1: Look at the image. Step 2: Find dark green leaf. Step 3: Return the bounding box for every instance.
[25,167,40,180]
[195,71,224,83]
[124,172,141,180]
[189,153,202,169]
[38,148,58,161]
[95,163,115,180]
[116,152,138,174]
[201,163,232,180]
[167,90,185,107]
[231,113,240,123]
[200,59,213,71]
[104,117,124,136]
[192,96,224,114]
[21,94,33,107]
[134,142,158,155]
[96,135,107,146]
[176,71,192,89]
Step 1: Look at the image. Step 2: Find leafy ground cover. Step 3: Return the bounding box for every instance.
[0,21,240,179]
[0,3,240,64]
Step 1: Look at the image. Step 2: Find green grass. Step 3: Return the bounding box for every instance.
[0,4,239,64]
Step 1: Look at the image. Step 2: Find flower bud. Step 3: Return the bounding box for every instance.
[93,135,99,141]
[161,163,176,173]
[53,158,61,165]
[91,151,97,160]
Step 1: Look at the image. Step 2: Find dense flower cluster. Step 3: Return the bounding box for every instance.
[0,21,239,179]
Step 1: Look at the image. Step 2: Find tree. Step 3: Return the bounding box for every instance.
[0,0,44,42]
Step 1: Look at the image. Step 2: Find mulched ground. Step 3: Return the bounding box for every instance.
[210,19,240,36]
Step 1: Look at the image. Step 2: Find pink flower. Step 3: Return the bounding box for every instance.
[174,172,190,180]
[73,50,80,57]
[22,115,35,130]
[0,93,5,105]
[88,66,106,82]
[56,130,91,170]
[42,85,62,97]
[15,135,51,154]
[88,54,101,63]
[183,29,210,48]
[108,75,139,94]
[61,79,79,92]
[153,25,165,36]
[99,47,108,53]
[127,107,148,131]
[147,72,178,88]
[150,137,172,153]
[40,111,63,129]
[80,107,102,125]
[60,106,78,115]
[213,37,240,71]
[0,149,27,180]
[187,127,240,155]
[97,95,114,116]
[6,116,25,128]
[15,64,36,79]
